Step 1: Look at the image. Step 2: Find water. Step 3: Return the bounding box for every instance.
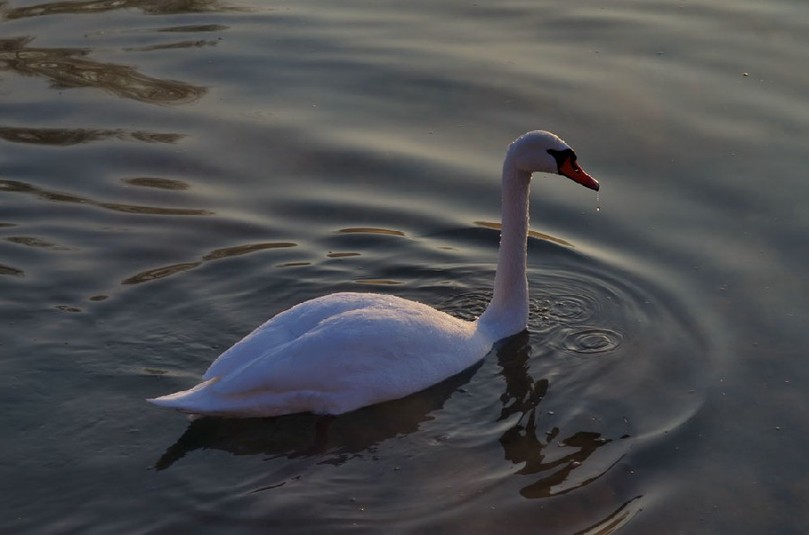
[2,0,808,533]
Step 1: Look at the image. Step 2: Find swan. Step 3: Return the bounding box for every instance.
[148,130,599,417]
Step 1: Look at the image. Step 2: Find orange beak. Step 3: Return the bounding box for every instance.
[559,157,600,191]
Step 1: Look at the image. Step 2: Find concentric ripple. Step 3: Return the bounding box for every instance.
[544,295,591,321]
[440,265,648,361]
[562,327,623,354]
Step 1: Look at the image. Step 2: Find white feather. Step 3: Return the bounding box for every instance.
[147,130,598,417]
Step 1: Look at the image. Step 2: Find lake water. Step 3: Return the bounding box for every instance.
[2,0,808,533]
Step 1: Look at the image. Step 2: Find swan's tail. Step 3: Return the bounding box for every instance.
[147,376,221,414]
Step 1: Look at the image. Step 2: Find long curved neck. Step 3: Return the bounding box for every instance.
[478,158,531,339]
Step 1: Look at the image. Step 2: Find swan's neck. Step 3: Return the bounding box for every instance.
[478,160,531,339]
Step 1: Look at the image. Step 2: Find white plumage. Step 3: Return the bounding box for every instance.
[148,130,599,417]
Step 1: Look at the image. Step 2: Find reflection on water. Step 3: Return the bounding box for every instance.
[495,333,618,499]
[337,227,407,237]
[122,262,202,286]
[573,496,643,535]
[125,39,219,53]
[476,221,574,248]
[0,178,212,216]
[0,126,183,145]
[159,24,229,33]
[5,236,67,250]
[154,332,619,505]
[276,261,311,268]
[0,263,23,277]
[122,242,298,285]
[123,177,190,190]
[0,0,242,19]
[153,363,483,471]
[0,36,206,104]
[201,242,297,261]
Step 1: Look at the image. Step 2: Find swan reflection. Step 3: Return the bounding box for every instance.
[155,332,617,502]
[154,363,482,470]
[495,332,617,499]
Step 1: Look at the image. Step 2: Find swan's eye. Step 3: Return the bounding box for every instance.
[547,148,576,174]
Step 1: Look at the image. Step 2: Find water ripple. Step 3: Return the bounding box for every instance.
[0,36,206,105]
[122,177,190,190]
[122,261,201,286]
[562,327,623,355]
[122,242,299,285]
[202,242,296,261]
[0,263,24,277]
[1,0,244,21]
[542,294,591,322]
[475,221,574,247]
[337,227,406,237]
[0,126,183,146]
[5,236,67,250]
[158,24,230,33]
[0,179,212,216]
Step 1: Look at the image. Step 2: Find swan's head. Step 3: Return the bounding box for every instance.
[508,130,599,191]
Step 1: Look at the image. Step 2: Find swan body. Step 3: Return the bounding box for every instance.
[148,130,599,417]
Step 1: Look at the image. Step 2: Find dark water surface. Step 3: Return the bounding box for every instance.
[2,0,808,533]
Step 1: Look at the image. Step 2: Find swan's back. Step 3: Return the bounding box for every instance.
[202,292,398,380]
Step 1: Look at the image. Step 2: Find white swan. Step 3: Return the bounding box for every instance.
[148,130,599,417]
